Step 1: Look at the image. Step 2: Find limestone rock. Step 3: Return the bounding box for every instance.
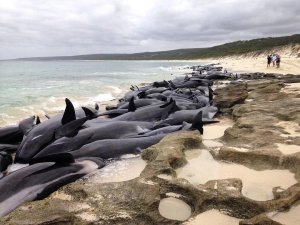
[214,83,248,109]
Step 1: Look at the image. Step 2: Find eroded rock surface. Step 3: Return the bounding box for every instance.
[2,78,300,225]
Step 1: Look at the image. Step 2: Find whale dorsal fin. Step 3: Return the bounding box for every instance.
[208,86,214,103]
[61,98,76,125]
[82,107,96,118]
[55,116,88,139]
[95,103,99,110]
[169,81,176,90]
[36,116,41,125]
[19,116,36,135]
[160,98,173,108]
[128,97,136,112]
[192,111,203,134]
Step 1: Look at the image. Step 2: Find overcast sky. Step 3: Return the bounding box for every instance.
[0,0,299,59]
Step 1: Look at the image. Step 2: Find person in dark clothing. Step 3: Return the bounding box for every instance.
[267,55,271,67]
[276,55,281,68]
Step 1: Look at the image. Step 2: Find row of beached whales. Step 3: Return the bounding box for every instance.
[0,64,231,217]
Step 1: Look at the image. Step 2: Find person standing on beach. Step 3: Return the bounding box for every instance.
[271,54,277,67]
[267,55,271,67]
[276,55,281,68]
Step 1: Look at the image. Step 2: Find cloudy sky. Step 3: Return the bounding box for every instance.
[0,0,299,59]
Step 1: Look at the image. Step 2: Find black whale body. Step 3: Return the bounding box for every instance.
[0,63,226,217]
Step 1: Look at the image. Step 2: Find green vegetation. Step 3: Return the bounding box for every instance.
[17,34,300,60]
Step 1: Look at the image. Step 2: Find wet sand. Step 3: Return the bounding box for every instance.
[276,143,300,155]
[88,155,146,183]
[268,203,300,225]
[184,209,240,225]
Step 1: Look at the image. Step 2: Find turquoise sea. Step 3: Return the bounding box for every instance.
[0,60,205,126]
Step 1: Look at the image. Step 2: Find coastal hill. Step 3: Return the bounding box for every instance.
[16,34,300,61]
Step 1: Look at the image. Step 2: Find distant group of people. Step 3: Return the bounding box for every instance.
[267,54,280,68]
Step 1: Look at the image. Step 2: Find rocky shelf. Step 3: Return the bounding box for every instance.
[1,77,300,225]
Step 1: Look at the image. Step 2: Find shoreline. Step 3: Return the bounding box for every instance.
[1,57,299,127]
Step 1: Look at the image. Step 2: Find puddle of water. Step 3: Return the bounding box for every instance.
[158,197,192,221]
[276,143,300,155]
[89,156,146,183]
[268,203,300,225]
[176,149,297,201]
[276,121,300,137]
[202,119,233,140]
[184,209,240,225]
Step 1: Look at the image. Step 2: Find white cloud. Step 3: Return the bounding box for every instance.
[0,0,299,59]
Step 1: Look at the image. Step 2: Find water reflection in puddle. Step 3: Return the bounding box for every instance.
[158,197,192,221]
[177,149,297,201]
[202,140,224,148]
[89,155,146,183]
[184,209,240,225]
[268,203,300,225]
[203,119,233,140]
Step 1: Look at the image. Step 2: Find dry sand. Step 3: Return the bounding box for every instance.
[206,44,300,75]
[219,57,300,75]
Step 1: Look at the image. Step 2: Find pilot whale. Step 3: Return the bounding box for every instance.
[15,99,97,163]
[0,156,105,217]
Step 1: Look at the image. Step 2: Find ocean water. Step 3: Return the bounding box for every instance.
[0,60,204,126]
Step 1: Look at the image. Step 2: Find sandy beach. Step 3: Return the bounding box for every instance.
[208,44,300,75]
[218,57,300,75]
